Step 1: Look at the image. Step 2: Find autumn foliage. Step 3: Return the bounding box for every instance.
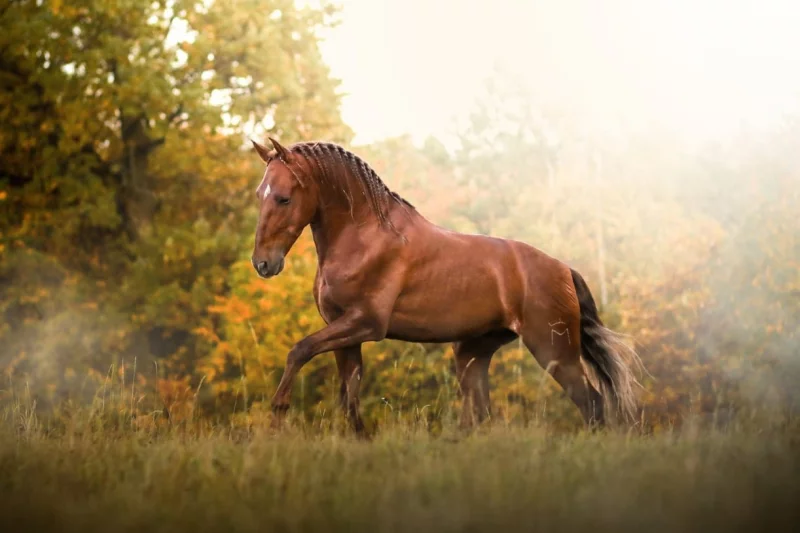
[1,1,798,430]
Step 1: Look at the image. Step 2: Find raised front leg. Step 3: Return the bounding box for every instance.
[271,310,384,423]
[335,345,365,434]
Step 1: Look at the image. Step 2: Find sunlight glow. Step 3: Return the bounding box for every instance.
[319,0,800,145]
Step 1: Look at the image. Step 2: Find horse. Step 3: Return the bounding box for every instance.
[249,137,643,433]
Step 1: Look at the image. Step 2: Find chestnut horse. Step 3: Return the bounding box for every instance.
[250,137,642,432]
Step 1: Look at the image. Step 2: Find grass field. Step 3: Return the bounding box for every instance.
[1,398,798,533]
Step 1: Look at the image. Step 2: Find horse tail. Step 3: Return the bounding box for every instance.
[570,268,644,424]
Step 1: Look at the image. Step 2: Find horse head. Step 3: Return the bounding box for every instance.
[250,137,318,278]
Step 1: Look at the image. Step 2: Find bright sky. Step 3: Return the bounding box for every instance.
[318,0,800,146]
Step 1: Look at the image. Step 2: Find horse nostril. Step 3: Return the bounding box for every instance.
[256,261,268,275]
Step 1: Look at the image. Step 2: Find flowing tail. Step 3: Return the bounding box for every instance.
[570,268,644,423]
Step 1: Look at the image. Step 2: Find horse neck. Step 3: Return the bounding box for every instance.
[309,207,373,265]
[308,170,375,265]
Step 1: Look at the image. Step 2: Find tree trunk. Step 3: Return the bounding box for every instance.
[118,114,161,241]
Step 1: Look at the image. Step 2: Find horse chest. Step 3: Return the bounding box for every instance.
[313,250,393,324]
[313,269,351,323]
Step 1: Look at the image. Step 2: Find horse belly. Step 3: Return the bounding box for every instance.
[386,278,506,343]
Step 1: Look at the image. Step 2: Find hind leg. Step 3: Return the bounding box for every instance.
[454,331,516,429]
[454,349,491,428]
[522,323,605,427]
[551,358,605,427]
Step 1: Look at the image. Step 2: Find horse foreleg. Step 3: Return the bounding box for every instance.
[335,345,365,435]
[270,310,383,426]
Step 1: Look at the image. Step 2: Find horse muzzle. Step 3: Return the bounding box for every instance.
[252,256,285,278]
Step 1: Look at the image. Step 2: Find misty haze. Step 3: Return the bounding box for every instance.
[1,1,798,532]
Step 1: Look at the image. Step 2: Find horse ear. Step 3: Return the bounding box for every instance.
[269,136,290,161]
[251,139,271,163]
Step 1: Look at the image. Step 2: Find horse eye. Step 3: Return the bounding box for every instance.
[275,196,291,206]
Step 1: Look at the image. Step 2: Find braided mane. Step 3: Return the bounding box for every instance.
[287,141,413,228]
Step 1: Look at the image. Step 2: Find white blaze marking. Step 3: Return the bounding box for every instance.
[263,184,271,199]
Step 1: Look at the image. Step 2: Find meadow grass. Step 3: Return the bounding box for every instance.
[1,394,798,533]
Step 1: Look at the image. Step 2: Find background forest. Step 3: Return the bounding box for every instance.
[1,0,798,430]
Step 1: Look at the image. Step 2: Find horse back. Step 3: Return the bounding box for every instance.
[387,218,574,342]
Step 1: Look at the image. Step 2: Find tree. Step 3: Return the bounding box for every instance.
[0,0,350,404]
